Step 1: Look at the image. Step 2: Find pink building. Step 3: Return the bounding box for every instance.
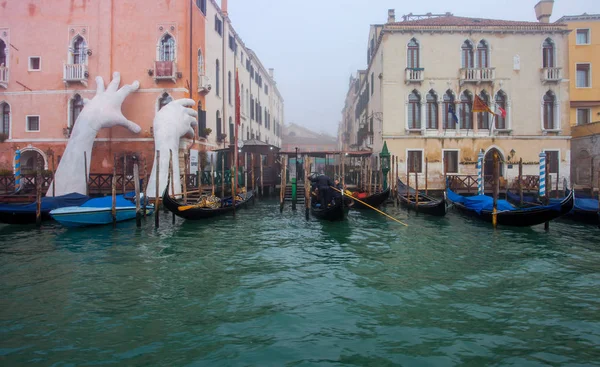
[0,0,209,176]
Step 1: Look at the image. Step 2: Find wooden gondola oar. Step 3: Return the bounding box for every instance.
[330,186,407,227]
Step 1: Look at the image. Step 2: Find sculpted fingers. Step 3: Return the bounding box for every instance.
[116,80,140,104]
[106,72,121,93]
[172,98,196,107]
[95,76,105,94]
[119,117,142,134]
[184,107,198,118]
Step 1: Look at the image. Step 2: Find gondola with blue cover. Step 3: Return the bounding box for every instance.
[447,188,574,227]
[0,193,90,225]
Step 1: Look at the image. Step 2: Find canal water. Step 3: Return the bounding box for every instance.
[1,199,599,366]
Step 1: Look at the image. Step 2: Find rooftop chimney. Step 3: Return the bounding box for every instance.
[269,68,274,79]
[222,0,228,16]
[388,9,395,23]
[534,0,554,23]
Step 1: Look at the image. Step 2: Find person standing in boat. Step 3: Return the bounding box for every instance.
[313,173,332,207]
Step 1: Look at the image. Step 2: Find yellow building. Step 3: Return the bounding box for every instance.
[557,13,600,189]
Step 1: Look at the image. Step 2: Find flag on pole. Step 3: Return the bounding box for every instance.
[448,104,458,126]
[473,94,494,114]
[494,103,506,118]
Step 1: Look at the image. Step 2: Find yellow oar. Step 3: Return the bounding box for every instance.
[330,186,408,227]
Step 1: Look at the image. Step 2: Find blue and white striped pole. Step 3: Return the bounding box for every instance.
[14,149,20,192]
[539,151,546,198]
[477,151,484,195]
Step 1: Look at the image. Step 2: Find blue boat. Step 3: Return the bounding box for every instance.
[50,195,153,227]
[0,193,90,225]
[507,190,599,225]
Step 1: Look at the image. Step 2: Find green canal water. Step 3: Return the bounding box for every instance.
[1,199,599,366]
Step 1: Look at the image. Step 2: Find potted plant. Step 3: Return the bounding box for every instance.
[201,128,212,138]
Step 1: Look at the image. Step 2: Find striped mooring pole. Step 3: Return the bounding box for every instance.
[14,149,21,192]
[539,151,546,197]
[477,151,484,195]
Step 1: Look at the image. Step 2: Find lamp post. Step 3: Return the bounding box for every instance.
[292,147,299,210]
[379,141,391,190]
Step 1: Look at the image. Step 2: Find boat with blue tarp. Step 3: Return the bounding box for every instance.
[50,195,153,227]
[0,193,90,225]
[447,188,574,227]
[506,190,599,224]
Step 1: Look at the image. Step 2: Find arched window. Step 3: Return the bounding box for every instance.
[477,40,488,68]
[229,117,234,144]
[159,34,175,61]
[543,91,556,129]
[246,88,249,115]
[459,91,473,129]
[461,40,474,69]
[495,91,507,129]
[72,35,87,65]
[477,91,490,129]
[0,39,6,66]
[407,38,419,69]
[407,90,421,129]
[215,59,220,96]
[216,110,222,140]
[158,92,172,111]
[1,102,9,136]
[228,71,232,104]
[70,94,84,129]
[197,49,204,75]
[443,90,456,129]
[198,101,207,137]
[543,38,555,68]
[426,90,438,129]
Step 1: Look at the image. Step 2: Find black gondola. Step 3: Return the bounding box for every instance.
[351,187,391,209]
[0,193,90,225]
[447,188,574,227]
[506,190,599,225]
[396,179,447,216]
[162,184,253,220]
[310,197,349,221]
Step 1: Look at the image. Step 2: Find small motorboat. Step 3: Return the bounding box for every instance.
[50,195,153,227]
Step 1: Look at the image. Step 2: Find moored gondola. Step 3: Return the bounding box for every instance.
[506,189,599,225]
[350,187,391,209]
[162,183,253,220]
[397,179,446,216]
[447,188,574,227]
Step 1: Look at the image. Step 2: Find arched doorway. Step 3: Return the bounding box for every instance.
[20,150,46,173]
[484,148,504,187]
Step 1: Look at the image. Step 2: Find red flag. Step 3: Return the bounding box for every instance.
[235,69,241,126]
[473,94,494,114]
[495,104,506,118]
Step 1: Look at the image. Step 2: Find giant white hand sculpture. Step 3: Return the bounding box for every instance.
[146,99,198,197]
[48,73,140,196]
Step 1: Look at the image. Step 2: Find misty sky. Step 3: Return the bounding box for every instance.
[227,0,599,136]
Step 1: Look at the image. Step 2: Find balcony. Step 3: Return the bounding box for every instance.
[541,67,561,83]
[405,68,424,84]
[460,67,495,85]
[0,65,7,88]
[63,63,88,86]
[154,60,177,83]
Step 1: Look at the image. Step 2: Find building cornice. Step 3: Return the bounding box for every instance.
[556,14,600,23]
[382,135,571,140]
[382,25,569,35]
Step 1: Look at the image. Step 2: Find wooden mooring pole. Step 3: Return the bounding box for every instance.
[134,160,141,227]
[84,151,89,197]
[35,157,42,227]
[251,153,256,196]
[155,150,160,228]
[122,154,127,195]
[305,156,310,220]
[112,154,117,228]
[51,152,56,197]
[519,158,523,206]
[279,155,286,212]
[143,157,148,217]
[183,153,188,205]
[221,153,225,198]
[415,170,419,207]
[492,152,499,229]
[170,149,175,224]
[260,154,264,198]
[211,154,215,196]
[425,157,428,196]
[545,171,551,231]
